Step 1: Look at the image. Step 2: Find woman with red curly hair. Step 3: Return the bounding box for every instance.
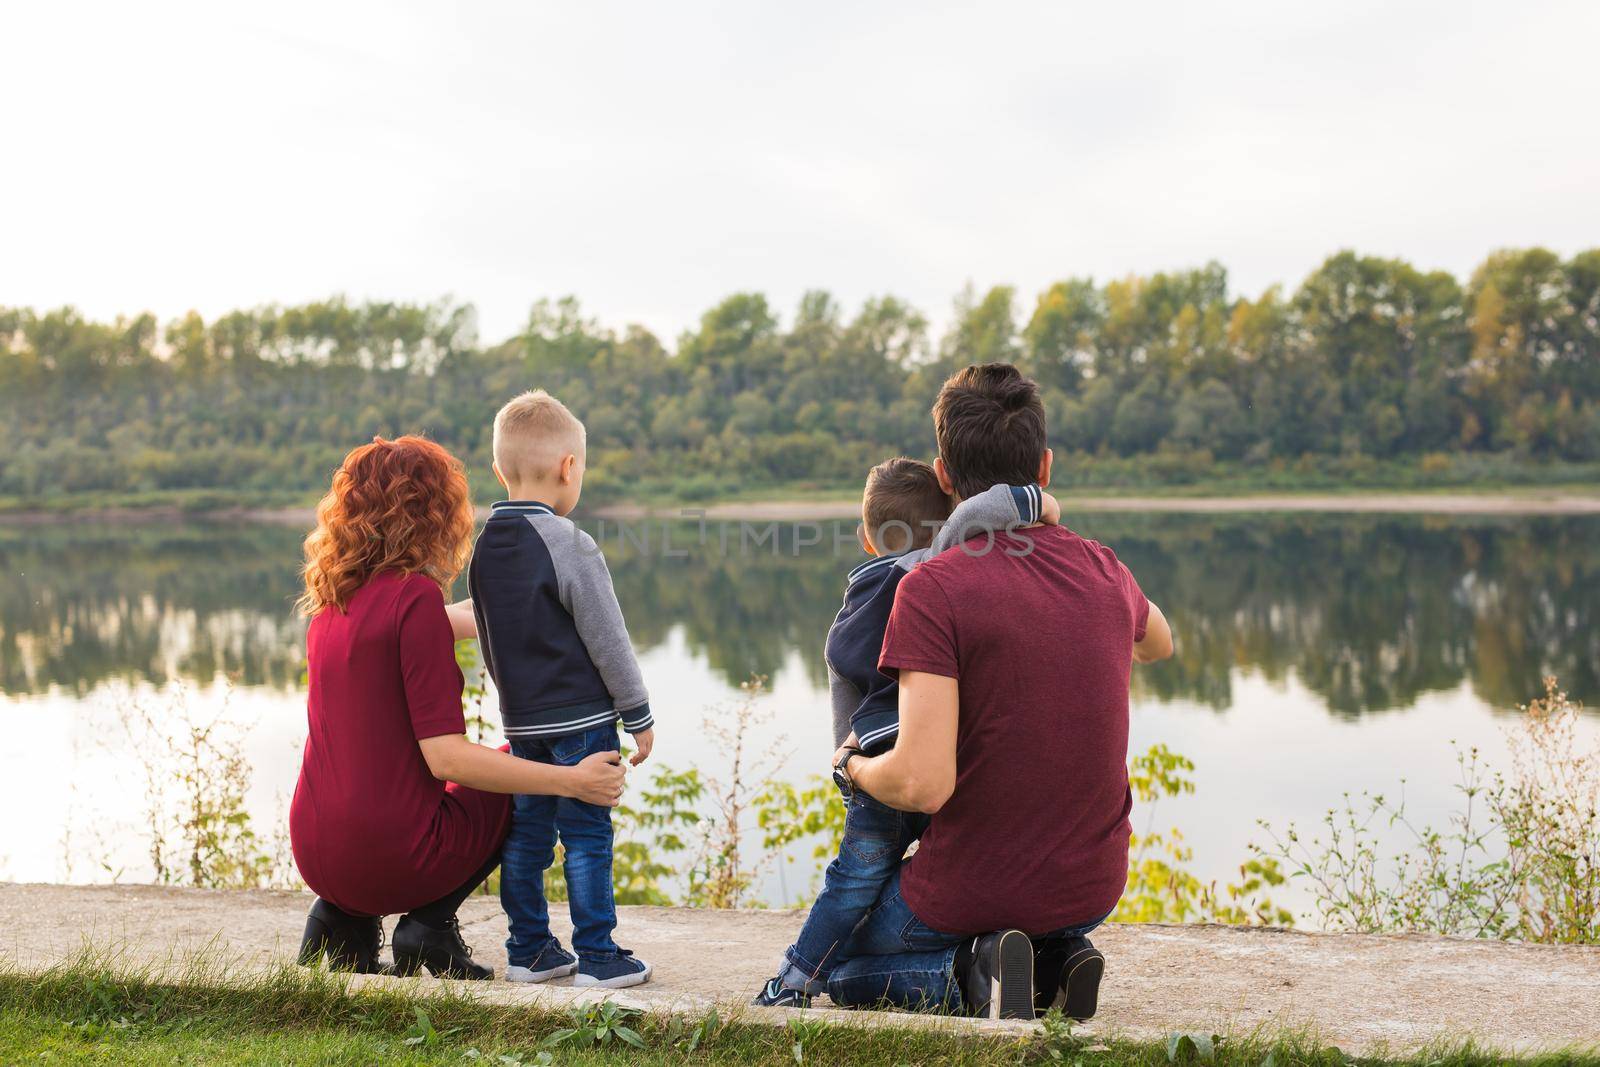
[290,436,624,979]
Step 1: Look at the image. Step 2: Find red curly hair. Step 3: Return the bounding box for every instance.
[298,435,475,616]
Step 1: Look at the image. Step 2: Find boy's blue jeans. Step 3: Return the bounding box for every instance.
[778,791,930,995]
[824,867,1109,1014]
[502,724,622,965]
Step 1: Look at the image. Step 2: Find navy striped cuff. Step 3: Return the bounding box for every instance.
[1009,484,1042,524]
[618,701,654,734]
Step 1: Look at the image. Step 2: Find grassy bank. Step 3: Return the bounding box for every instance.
[4,457,1600,521]
[3,956,1594,1067]
[0,487,321,518]
[616,454,1600,508]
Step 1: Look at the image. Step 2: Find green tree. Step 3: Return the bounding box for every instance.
[1172,380,1247,458]
[1024,278,1101,395]
[3,247,1598,509]
[1111,377,1172,454]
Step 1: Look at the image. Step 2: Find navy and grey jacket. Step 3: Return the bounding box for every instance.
[469,500,652,739]
[825,483,1044,755]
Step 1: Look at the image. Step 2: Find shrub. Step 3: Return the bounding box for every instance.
[1258,677,1597,943]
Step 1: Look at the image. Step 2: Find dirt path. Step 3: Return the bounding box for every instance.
[4,883,1598,1054]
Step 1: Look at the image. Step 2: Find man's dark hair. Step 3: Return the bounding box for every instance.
[932,363,1047,499]
[863,457,951,553]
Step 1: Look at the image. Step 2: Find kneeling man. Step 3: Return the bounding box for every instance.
[826,363,1174,1020]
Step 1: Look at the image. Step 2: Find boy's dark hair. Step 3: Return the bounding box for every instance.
[932,363,1047,499]
[863,457,951,553]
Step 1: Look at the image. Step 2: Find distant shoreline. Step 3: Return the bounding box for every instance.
[596,491,1600,520]
[5,488,1600,526]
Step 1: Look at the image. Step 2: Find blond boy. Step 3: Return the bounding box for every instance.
[467,390,654,989]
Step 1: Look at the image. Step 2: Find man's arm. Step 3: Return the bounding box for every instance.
[841,670,959,814]
[1134,600,1174,663]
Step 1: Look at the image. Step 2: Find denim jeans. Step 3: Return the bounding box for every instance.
[502,724,621,965]
[825,867,1108,1014]
[778,792,929,995]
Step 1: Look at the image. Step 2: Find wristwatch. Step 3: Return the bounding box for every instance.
[832,746,864,800]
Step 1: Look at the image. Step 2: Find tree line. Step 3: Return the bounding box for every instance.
[1,246,1597,505]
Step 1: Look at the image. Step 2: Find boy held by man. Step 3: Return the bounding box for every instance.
[753,457,1058,1008]
[467,390,655,989]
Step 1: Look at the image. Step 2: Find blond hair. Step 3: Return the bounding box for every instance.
[492,390,586,485]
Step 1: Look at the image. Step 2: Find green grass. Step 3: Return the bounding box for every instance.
[2,955,1596,1067]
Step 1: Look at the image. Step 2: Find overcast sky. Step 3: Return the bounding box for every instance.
[5,0,1598,345]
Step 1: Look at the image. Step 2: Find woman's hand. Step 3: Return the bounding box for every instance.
[570,751,626,806]
[418,734,624,805]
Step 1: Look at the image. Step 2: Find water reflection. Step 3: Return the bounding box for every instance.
[1107,514,1599,715]
[1,523,307,695]
[1,514,1594,715]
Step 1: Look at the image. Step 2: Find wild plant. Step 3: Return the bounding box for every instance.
[1117,743,1293,925]
[116,688,295,890]
[542,1000,647,1050]
[682,675,792,908]
[1498,676,1599,942]
[1258,677,1597,944]
[755,774,847,904]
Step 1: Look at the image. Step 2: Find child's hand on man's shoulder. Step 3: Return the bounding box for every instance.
[1040,492,1061,526]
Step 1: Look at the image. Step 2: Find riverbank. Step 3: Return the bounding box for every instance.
[594,488,1600,520]
[4,883,1598,1058]
[3,486,1599,525]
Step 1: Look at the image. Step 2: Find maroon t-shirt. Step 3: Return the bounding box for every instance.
[879,524,1148,936]
[290,571,510,916]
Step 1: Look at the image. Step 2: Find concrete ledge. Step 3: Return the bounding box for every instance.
[3,883,1599,1054]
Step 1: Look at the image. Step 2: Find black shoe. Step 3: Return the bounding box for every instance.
[298,898,386,974]
[392,915,493,980]
[1059,943,1105,1020]
[957,930,1034,1020]
[1033,942,1067,1015]
[1035,937,1105,1020]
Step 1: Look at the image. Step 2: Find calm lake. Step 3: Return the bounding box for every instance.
[3,512,1597,917]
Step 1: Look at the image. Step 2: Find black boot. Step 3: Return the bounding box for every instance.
[1034,936,1104,1020]
[956,929,1034,1020]
[297,898,385,973]
[392,915,493,980]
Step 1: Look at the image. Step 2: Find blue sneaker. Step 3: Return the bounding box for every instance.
[573,948,652,989]
[504,942,578,984]
[752,976,813,1008]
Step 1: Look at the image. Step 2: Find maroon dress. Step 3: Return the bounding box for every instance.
[290,571,511,916]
